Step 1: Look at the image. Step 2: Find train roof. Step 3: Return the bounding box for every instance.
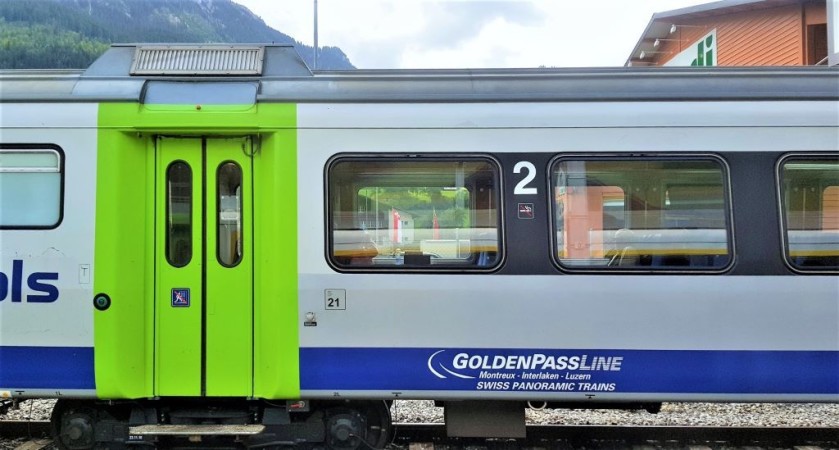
[1,44,838,103]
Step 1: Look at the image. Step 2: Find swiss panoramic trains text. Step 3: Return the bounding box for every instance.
[1,45,837,449]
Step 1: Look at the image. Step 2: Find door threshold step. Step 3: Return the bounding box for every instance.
[129,424,266,436]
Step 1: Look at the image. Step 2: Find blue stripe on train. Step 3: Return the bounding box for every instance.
[299,348,839,394]
[0,346,94,390]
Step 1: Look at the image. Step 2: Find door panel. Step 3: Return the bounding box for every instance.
[155,137,253,397]
[205,139,253,396]
[156,139,203,396]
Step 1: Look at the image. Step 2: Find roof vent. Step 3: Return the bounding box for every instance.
[130,45,264,76]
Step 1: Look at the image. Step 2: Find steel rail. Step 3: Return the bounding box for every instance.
[391,423,839,447]
[1,421,838,448]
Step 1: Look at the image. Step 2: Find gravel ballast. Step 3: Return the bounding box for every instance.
[2,400,837,449]
[4,399,839,426]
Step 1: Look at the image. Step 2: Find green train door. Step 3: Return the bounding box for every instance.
[155,137,254,397]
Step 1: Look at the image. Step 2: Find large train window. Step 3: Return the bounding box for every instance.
[550,157,732,271]
[779,156,839,271]
[0,146,63,229]
[327,156,501,270]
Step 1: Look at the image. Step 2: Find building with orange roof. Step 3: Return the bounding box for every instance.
[626,0,837,66]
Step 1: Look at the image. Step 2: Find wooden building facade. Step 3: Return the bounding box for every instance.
[626,0,831,66]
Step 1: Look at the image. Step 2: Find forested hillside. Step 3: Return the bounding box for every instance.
[0,0,354,70]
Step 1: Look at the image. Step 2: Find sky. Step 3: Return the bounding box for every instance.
[231,0,711,69]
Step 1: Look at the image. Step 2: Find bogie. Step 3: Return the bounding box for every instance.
[50,399,392,450]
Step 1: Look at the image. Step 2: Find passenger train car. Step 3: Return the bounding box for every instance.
[1,44,837,449]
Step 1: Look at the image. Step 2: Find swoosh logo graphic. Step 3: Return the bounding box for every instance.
[427,350,475,379]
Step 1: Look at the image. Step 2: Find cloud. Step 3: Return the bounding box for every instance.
[401,16,539,68]
[331,0,545,68]
[233,0,711,68]
[419,1,544,48]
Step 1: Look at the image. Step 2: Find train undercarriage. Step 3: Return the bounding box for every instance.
[51,399,393,450]
[50,398,663,449]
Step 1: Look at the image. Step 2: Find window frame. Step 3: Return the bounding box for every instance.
[547,153,736,274]
[165,160,193,268]
[324,153,505,273]
[216,160,244,268]
[0,144,65,230]
[776,153,839,274]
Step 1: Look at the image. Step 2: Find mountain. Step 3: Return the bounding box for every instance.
[0,0,354,70]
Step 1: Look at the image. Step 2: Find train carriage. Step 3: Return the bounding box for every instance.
[0,44,837,449]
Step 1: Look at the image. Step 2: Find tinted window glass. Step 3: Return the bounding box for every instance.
[166,161,192,267]
[0,149,62,228]
[217,162,243,267]
[329,157,500,269]
[552,158,731,270]
[780,158,839,270]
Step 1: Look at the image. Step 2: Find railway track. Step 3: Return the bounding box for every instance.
[1,421,837,449]
[394,423,839,447]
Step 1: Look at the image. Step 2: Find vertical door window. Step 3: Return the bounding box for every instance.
[166,161,192,267]
[217,162,243,267]
[780,157,839,270]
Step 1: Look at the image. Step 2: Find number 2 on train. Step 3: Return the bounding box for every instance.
[514,161,538,195]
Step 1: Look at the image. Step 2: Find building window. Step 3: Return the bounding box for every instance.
[0,147,63,229]
[551,157,732,271]
[327,156,501,270]
[807,23,828,65]
[779,157,839,271]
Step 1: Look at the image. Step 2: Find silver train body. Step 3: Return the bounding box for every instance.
[0,44,836,446]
